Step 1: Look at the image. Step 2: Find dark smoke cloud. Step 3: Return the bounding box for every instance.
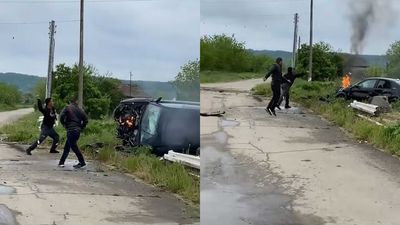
[349,0,396,54]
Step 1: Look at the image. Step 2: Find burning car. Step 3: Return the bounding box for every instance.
[336,77,400,102]
[113,98,200,156]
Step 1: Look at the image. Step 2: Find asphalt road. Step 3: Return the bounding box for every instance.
[0,108,34,125]
[201,79,400,225]
[0,108,199,225]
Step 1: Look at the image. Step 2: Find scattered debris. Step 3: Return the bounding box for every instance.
[356,114,384,126]
[0,134,8,142]
[301,159,312,162]
[83,142,104,154]
[200,111,225,117]
[369,96,391,113]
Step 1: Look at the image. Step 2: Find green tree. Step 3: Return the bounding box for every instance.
[51,63,123,119]
[201,34,248,72]
[33,80,46,101]
[0,82,22,106]
[386,40,400,77]
[367,65,386,77]
[172,59,200,101]
[200,34,274,73]
[296,42,344,81]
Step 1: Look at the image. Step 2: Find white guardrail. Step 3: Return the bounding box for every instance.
[350,100,379,116]
[163,150,200,170]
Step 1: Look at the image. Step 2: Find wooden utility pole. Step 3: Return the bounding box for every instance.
[46,20,56,98]
[129,72,132,97]
[296,35,301,67]
[78,0,84,108]
[308,0,313,82]
[292,13,299,68]
[298,36,301,51]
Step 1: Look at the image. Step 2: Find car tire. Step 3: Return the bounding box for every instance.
[337,93,346,99]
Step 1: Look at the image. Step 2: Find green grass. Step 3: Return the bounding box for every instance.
[0,104,34,112]
[0,112,200,205]
[0,104,18,112]
[252,78,400,157]
[200,70,262,83]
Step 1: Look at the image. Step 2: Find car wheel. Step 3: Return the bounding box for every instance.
[337,93,346,99]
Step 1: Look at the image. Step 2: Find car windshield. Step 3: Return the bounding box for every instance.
[140,104,161,143]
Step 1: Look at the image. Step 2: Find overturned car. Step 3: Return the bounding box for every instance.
[113,98,200,156]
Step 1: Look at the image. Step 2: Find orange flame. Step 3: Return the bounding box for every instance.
[342,74,351,89]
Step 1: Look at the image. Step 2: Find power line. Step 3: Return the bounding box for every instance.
[0,0,160,3]
[0,20,79,25]
[202,0,307,3]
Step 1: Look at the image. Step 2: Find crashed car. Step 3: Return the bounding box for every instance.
[113,98,200,156]
[336,77,400,103]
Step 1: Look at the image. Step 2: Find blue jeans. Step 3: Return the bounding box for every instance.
[59,129,85,165]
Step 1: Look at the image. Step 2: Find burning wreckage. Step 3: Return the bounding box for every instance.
[113,97,200,156]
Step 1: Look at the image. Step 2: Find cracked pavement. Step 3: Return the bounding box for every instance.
[200,80,400,225]
[0,109,199,225]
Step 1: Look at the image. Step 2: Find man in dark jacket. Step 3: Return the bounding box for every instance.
[278,67,297,109]
[58,96,88,168]
[264,57,283,116]
[26,98,59,155]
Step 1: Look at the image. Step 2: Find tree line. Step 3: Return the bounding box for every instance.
[201,34,274,73]
[0,59,199,116]
[201,34,400,80]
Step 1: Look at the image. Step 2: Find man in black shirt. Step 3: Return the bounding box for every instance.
[58,96,88,169]
[26,98,59,155]
[278,67,297,109]
[264,57,283,116]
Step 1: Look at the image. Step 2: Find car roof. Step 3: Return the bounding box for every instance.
[120,98,154,104]
[366,77,400,82]
[148,101,199,110]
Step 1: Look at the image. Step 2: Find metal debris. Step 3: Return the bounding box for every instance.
[163,150,200,170]
[200,111,226,117]
[350,100,378,116]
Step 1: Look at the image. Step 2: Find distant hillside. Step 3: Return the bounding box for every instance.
[249,49,388,68]
[249,50,292,62]
[0,72,177,100]
[0,72,44,93]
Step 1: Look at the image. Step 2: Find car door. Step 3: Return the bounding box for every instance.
[375,79,393,98]
[350,79,378,100]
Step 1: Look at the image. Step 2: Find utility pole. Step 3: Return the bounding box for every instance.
[308,0,313,82]
[46,20,56,98]
[78,0,84,108]
[296,35,301,68]
[298,36,301,51]
[292,13,299,68]
[129,72,132,97]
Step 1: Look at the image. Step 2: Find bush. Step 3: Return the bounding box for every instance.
[0,82,22,108]
[200,34,274,73]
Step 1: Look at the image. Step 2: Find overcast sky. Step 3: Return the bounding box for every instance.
[201,0,400,55]
[0,0,199,81]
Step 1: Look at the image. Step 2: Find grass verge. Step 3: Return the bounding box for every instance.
[252,79,400,157]
[201,70,261,83]
[0,112,200,205]
[0,104,33,112]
